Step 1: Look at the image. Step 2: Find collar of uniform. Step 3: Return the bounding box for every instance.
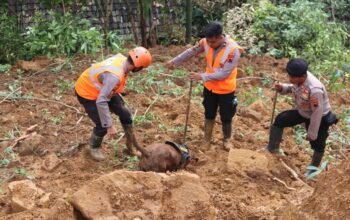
[122,60,128,75]
[214,34,228,52]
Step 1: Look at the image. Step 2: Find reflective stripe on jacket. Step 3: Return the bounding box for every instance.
[75,54,127,100]
[202,36,243,94]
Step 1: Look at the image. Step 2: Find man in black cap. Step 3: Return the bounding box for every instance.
[267,58,337,177]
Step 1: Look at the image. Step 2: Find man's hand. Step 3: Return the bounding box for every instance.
[306,133,316,141]
[165,61,175,70]
[190,72,202,81]
[107,125,117,139]
[274,83,283,92]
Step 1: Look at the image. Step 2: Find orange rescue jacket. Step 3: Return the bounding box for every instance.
[75,54,127,100]
[202,36,243,94]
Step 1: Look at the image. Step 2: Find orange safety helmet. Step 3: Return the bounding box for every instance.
[129,47,152,68]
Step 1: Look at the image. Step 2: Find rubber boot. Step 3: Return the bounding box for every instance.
[222,122,233,151]
[305,151,324,177]
[266,125,283,153]
[203,119,215,150]
[88,132,105,161]
[122,124,141,157]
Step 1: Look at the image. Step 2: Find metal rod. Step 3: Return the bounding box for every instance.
[183,80,193,143]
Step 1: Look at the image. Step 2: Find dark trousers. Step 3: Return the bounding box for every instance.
[273,110,330,152]
[76,93,132,137]
[203,87,237,124]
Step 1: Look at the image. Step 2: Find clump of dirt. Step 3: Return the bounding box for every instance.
[283,159,350,220]
[71,170,217,219]
[0,45,349,219]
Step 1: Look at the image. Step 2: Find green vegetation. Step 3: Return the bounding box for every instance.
[225,0,349,90]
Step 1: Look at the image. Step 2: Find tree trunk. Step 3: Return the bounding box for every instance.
[148,2,157,47]
[139,0,147,47]
[185,0,192,43]
[95,0,113,50]
[124,0,139,44]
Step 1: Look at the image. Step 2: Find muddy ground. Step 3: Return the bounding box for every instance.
[0,45,349,219]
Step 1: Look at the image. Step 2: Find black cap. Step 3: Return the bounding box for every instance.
[286,58,308,76]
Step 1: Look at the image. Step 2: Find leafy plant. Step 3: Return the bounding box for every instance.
[24,11,104,59]
[13,167,34,179]
[3,126,22,140]
[0,81,22,101]
[1,146,18,168]
[238,86,264,106]
[224,4,257,50]
[252,0,349,76]
[0,10,25,63]
[294,124,307,145]
[245,65,255,75]
[134,112,155,126]
[56,79,74,94]
[51,112,66,125]
[123,155,139,170]
[0,64,11,73]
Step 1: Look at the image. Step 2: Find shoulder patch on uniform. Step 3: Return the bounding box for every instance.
[310,96,319,107]
[227,52,235,63]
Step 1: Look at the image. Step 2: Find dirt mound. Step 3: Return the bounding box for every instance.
[227,149,270,173]
[283,159,350,219]
[8,180,50,213]
[71,170,217,220]
[3,198,75,220]
[1,45,349,219]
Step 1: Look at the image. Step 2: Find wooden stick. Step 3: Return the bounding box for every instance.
[18,97,81,114]
[25,124,38,134]
[237,76,265,81]
[144,96,158,115]
[270,90,278,127]
[280,159,299,179]
[160,73,184,79]
[272,177,296,191]
[280,159,309,186]
[9,132,36,149]
[0,87,22,104]
[76,115,84,125]
[183,80,193,143]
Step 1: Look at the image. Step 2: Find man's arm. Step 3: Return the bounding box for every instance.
[96,73,120,128]
[280,83,293,94]
[307,92,324,140]
[170,39,205,67]
[200,48,241,82]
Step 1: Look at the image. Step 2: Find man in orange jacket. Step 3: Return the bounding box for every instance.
[165,22,243,151]
[75,47,152,161]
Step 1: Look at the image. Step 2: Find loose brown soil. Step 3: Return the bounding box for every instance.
[0,45,349,220]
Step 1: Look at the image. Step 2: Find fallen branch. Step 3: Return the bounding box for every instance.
[18,97,81,114]
[280,159,309,186]
[9,124,38,149]
[173,93,186,101]
[144,96,159,115]
[237,77,265,81]
[76,115,84,125]
[0,87,22,104]
[328,137,350,147]
[272,177,296,191]
[0,138,12,142]
[160,73,184,79]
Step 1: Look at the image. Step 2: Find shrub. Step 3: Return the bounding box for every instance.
[224,4,257,50]
[0,11,25,64]
[252,0,349,75]
[24,11,104,59]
